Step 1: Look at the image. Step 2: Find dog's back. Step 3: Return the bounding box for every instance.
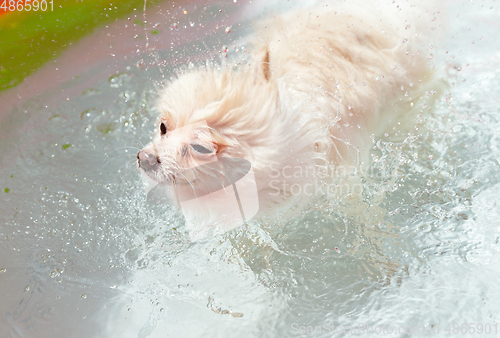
[248,1,443,163]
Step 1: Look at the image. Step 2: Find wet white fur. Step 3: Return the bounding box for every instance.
[143,0,442,211]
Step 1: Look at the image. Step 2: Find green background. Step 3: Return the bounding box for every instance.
[0,0,164,92]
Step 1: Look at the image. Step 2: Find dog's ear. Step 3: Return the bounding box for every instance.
[253,47,271,82]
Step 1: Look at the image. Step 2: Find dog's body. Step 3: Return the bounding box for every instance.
[138,1,439,227]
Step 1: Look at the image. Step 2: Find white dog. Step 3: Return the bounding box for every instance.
[138,1,441,238]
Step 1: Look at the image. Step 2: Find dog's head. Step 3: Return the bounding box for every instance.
[137,120,224,182]
[137,55,276,190]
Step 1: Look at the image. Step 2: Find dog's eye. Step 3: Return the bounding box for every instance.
[191,144,213,154]
[160,122,167,136]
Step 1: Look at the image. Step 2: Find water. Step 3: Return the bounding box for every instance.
[1,0,500,337]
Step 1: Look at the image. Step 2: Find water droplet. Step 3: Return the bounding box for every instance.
[190,22,195,27]
[402,38,408,43]
[428,54,433,59]
[405,92,409,97]
[418,223,432,233]
[81,294,87,299]
[108,72,131,88]
[376,75,384,81]
[24,286,30,292]
[153,22,160,28]
[225,26,232,33]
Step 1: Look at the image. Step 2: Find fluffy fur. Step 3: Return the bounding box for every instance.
[138,0,439,213]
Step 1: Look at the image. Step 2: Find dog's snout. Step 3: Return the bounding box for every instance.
[137,150,161,171]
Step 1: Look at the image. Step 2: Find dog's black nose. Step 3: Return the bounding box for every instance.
[137,150,160,171]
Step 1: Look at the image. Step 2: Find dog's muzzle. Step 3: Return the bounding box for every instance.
[137,150,161,171]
